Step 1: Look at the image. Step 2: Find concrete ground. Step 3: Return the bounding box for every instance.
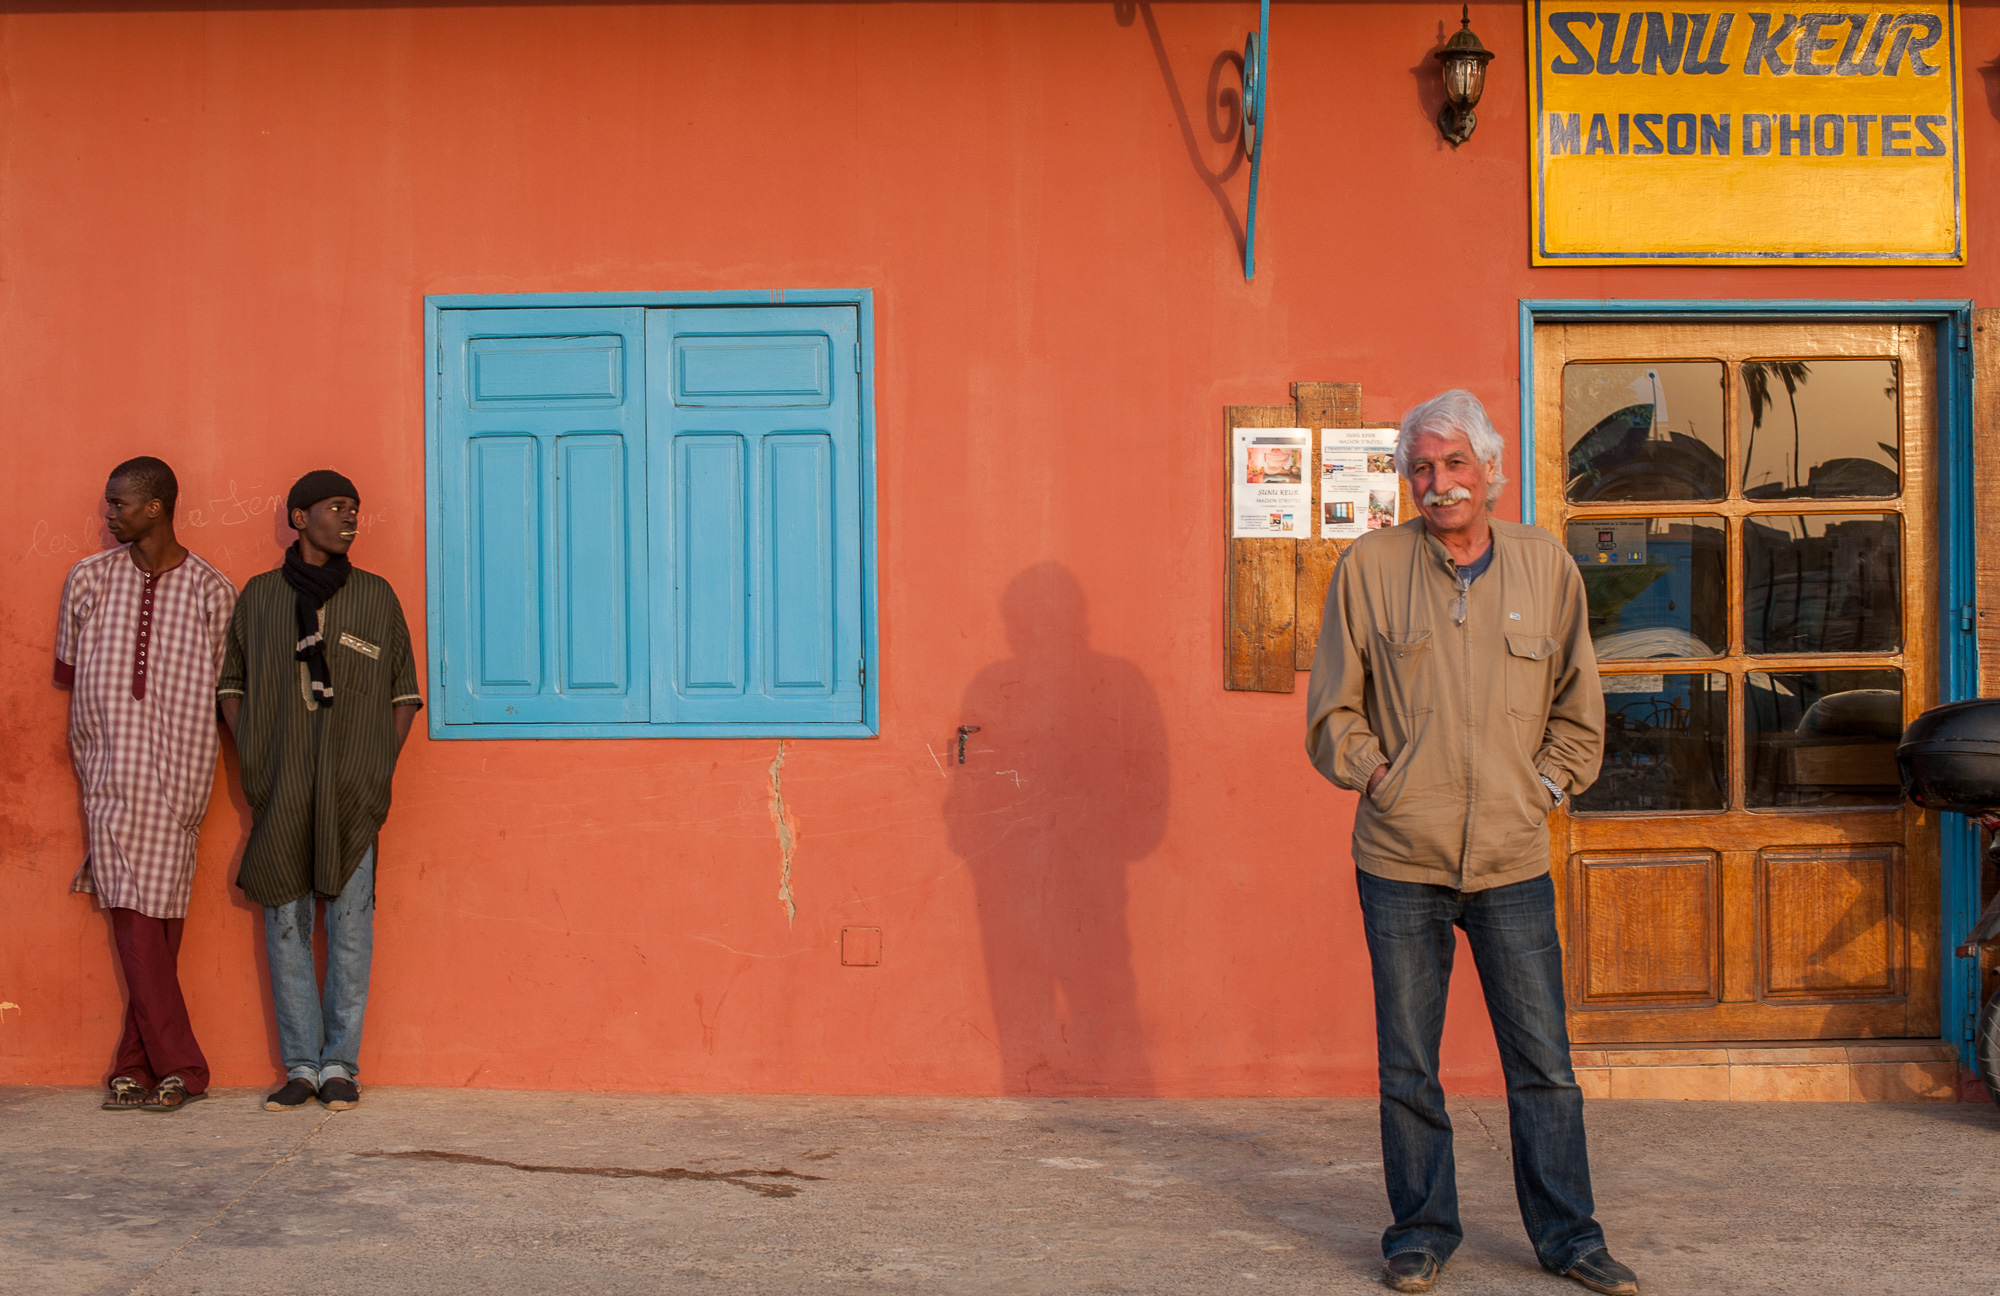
[4,1087,1998,1296]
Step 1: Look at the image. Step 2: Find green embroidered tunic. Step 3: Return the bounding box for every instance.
[217,568,422,906]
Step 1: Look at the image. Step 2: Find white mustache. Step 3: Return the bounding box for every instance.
[1422,487,1473,507]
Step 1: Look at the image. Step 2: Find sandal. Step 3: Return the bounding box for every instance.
[102,1076,148,1111]
[141,1075,207,1113]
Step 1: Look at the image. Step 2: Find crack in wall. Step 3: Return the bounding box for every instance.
[351,1149,824,1199]
[768,740,799,926]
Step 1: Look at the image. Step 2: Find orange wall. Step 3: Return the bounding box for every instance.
[3,2,1997,1095]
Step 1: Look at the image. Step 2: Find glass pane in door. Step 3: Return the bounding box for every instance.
[1563,361,1725,502]
[1577,672,1728,814]
[1742,514,1902,654]
[1746,668,1903,809]
[1566,515,1725,658]
[1738,359,1900,499]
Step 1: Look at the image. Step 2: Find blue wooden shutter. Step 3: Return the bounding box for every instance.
[437,308,650,724]
[647,306,864,724]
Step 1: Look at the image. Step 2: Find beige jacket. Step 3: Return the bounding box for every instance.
[1305,518,1604,891]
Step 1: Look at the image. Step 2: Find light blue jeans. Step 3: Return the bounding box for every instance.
[263,845,375,1085]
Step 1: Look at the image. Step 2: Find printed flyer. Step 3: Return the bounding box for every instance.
[1320,429,1400,540]
[1232,428,1311,539]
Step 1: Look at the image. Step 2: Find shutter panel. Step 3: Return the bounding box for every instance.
[648,306,864,724]
[438,308,650,724]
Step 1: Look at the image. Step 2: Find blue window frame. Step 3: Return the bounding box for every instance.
[424,291,878,739]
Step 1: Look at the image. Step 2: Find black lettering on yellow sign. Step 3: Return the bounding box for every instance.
[1545,11,1945,77]
[1546,110,1950,156]
[1530,2,1961,262]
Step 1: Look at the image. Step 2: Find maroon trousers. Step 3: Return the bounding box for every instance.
[107,908,209,1093]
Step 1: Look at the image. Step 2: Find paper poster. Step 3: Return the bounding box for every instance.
[1320,429,1401,540]
[1232,428,1311,539]
[1566,518,1649,566]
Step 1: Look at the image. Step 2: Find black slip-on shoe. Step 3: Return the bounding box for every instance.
[264,1078,319,1111]
[317,1077,361,1110]
[140,1076,207,1113]
[1383,1251,1441,1293]
[1564,1248,1639,1296]
[102,1076,148,1111]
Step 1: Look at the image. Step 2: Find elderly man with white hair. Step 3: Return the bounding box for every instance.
[1306,391,1634,1295]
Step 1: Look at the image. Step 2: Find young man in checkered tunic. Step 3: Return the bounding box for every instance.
[55,457,237,1113]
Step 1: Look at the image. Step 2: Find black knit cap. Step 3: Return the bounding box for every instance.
[287,469,360,523]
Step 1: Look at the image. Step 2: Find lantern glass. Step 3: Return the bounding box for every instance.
[1443,56,1486,108]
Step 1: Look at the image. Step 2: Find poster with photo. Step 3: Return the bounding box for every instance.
[1232,428,1311,539]
[1321,429,1400,539]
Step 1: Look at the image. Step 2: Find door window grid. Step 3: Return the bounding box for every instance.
[1560,355,1910,815]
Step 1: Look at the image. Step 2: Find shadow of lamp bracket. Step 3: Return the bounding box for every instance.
[1242,0,1270,281]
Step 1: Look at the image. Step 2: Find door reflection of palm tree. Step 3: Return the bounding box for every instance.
[944,564,1169,1095]
[1742,360,1813,492]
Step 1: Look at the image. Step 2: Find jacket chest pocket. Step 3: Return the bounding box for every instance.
[1504,633,1559,722]
[1373,629,1433,717]
[331,626,389,700]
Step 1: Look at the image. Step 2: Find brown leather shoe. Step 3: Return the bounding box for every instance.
[141,1076,207,1113]
[1564,1248,1639,1295]
[1383,1251,1440,1292]
[101,1076,148,1111]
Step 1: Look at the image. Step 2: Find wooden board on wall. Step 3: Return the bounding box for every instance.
[1974,307,2000,697]
[1227,384,1418,689]
[1293,422,1413,667]
[1292,382,1361,671]
[1224,404,1301,692]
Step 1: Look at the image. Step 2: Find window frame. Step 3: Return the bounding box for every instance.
[422,289,880,740]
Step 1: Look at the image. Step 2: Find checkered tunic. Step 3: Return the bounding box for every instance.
[57,547,237,919]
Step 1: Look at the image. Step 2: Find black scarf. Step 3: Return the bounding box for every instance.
[282,542,353,708]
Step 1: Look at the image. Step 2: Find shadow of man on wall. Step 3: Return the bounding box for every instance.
[945,562,1169,1095]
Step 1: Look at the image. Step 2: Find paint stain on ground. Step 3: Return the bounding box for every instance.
[351,1150,825,1199]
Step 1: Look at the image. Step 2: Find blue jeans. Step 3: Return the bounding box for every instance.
[262,845,375,1085]
[1356,869,1604,1274]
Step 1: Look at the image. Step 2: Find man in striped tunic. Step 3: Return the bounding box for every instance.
[218,470,422,1112]
[56,457,237,1113]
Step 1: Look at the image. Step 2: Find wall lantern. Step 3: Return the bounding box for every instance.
[1434,5,1495,148]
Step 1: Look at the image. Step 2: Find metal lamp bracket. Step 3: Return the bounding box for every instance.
[1243,0,1270,281]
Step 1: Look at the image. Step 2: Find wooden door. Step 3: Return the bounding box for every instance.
[1534,322,1940,1043]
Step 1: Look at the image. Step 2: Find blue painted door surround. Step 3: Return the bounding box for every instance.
[427,291,878,740]
[1519,299,1982,1067]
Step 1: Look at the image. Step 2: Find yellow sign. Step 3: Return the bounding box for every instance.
[1528,4,1964,264]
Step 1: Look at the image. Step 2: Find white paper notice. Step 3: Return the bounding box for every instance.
[1320,429,1401,540]
[1232,428,1311,539]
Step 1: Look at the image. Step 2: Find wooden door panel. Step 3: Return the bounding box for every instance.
[1572,852,1719,1009]
[1539,320,1940,1045]
[1568,1000,1919,1043]
[1759,846,1903,1000]
[1561,810,1907,852]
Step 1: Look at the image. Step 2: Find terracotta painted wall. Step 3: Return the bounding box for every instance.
[3,2,1997,1095]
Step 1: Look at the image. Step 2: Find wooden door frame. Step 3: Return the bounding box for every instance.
[1517,298,1981,1065]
